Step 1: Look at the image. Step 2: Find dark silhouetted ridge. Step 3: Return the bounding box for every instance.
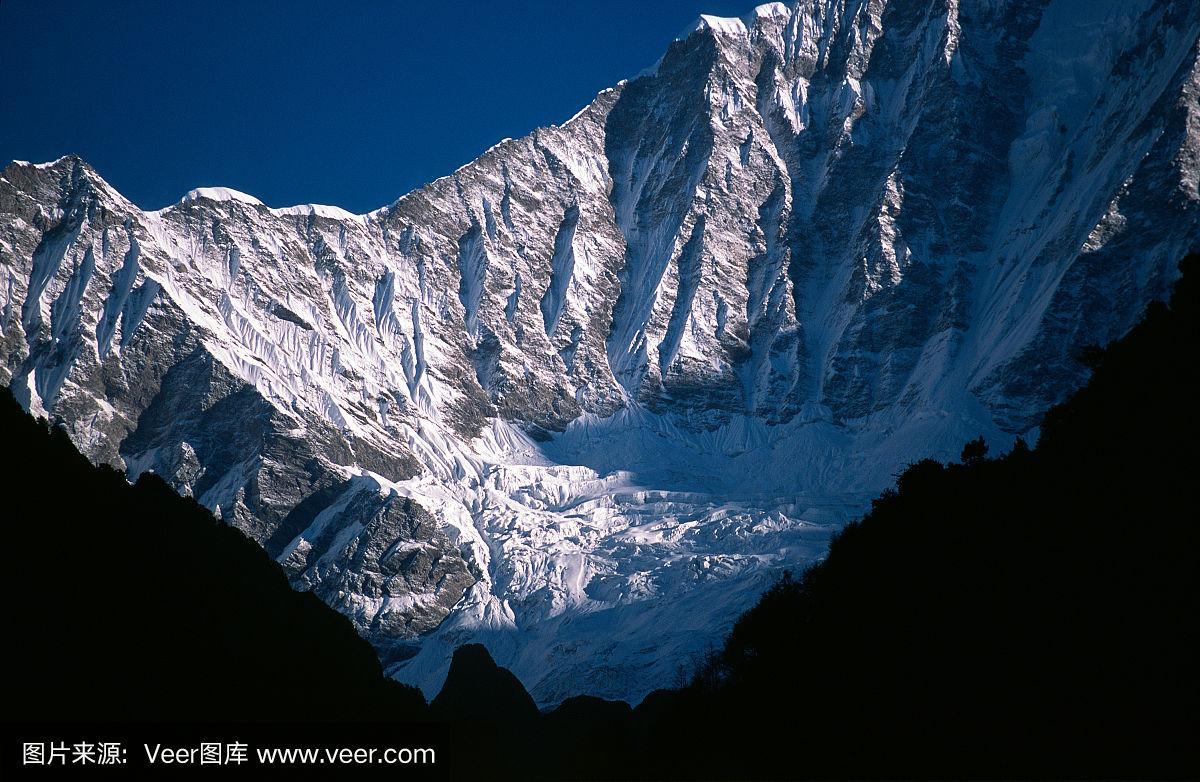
[623,254,1199,779]
[0,389,427,722]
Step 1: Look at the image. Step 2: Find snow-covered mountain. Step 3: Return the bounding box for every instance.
[2,0,1198,705]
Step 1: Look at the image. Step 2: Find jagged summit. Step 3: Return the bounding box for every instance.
[2,0,1198,706]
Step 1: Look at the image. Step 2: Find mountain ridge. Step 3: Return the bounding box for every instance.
[2,0,1198,704]
[5,251,1195,779]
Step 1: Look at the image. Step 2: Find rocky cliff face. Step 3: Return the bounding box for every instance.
[3,0,1198,705]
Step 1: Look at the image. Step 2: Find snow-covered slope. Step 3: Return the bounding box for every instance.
[2,0,1198,705]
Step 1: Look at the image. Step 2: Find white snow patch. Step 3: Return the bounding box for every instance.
[681,14,748,39]
[679,4,785,42]
[747,3,790,22]
[181,187,264,207]
[32,156,74,170]
[272,203,362,221]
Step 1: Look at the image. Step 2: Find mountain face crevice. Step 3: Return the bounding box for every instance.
[2,0,1198,705]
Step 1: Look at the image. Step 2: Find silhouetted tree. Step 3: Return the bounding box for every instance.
[960,435,989,464]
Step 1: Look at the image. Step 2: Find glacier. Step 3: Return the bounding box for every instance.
[1,0,1198,706]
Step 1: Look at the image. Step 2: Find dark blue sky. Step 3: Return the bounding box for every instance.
[0,1,754,213]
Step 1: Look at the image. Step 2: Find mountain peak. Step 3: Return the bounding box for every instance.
[1,0,1197,708]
